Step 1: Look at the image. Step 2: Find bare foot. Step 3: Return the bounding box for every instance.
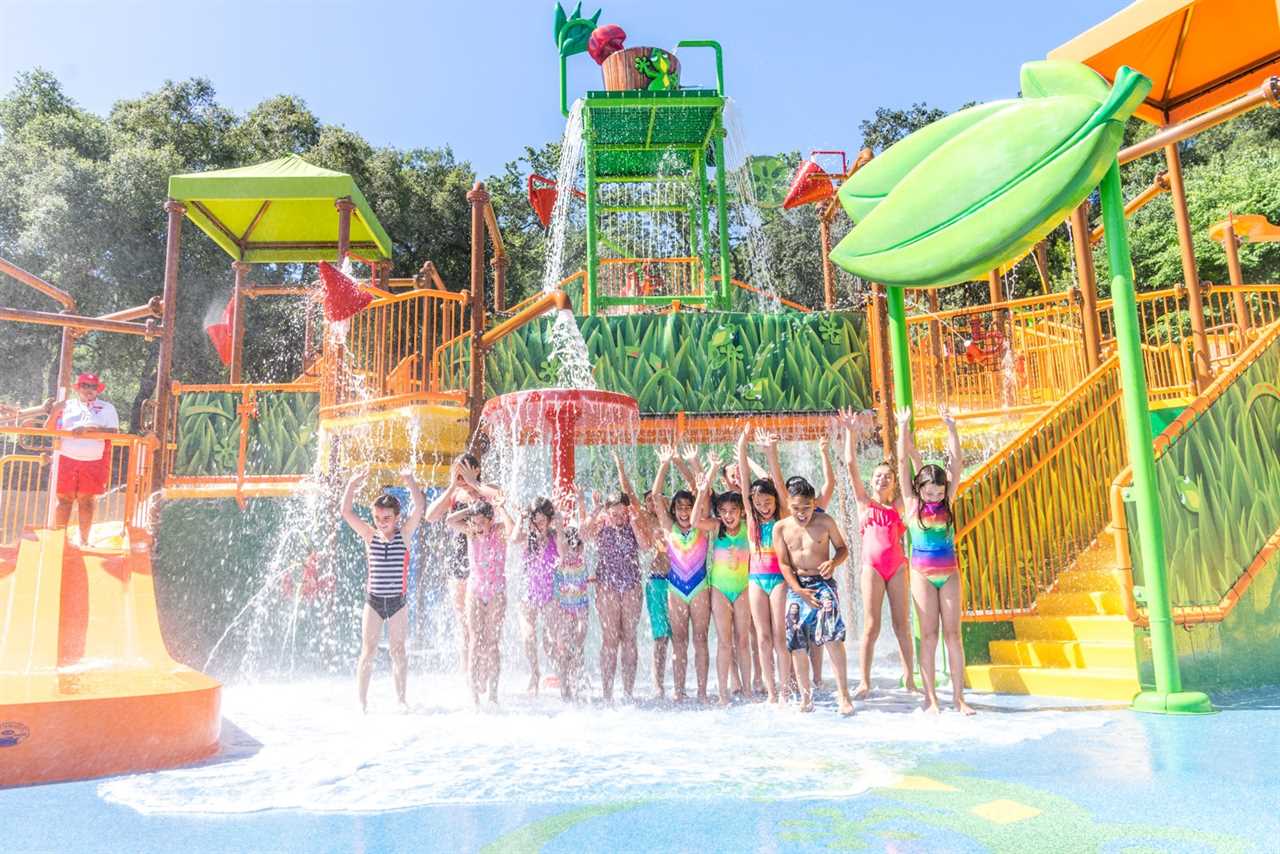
[674,691,687,704]
[767,691,779,704]
[956,699,977,716]
[799,694,815,713]
[398,700,410,714]
[718,693,731,707]
[838,695,855,717]
[697,692,710,705]
[812,678,827,693]
[905,679,921,694]
[851,683,870,701]
[922,698,941,715]
[753,680,766,695]
[654,688,666,701]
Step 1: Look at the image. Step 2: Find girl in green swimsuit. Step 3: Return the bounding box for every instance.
[694,468,752,706]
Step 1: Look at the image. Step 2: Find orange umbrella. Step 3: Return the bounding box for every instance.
[1049,0,1280,125]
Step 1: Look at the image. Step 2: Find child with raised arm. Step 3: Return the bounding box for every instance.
[516,497,558,696]
[650,445,712,703]
[773,476,854,715]
[737,427,789,703]
[341,468,426,713]
[613,451,672,699]
[838,409,917,699]
[552,490,591,702]
[691,465,752,706]
[424,454,503,675]
[446,497,515,706]
[581,472,646,703]
[896,406,975,716]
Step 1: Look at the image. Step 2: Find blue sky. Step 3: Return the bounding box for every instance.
[0,0,1127,176]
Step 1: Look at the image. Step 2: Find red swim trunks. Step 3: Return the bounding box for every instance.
[55,453,111,496]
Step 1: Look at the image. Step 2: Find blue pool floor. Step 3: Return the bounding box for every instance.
[3,682,1278,853]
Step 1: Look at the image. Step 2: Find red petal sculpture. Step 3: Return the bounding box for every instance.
[528,174,558,229]
[318,261,373,322]
[204,295,234,366]
[782,159,835,209]
[588,24,627,65]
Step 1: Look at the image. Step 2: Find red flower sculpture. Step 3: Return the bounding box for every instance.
[588,24,626,65]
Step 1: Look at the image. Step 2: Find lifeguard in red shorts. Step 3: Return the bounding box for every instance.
[44,373,118,545]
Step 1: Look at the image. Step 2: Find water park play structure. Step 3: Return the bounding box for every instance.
[2,0,1280,802]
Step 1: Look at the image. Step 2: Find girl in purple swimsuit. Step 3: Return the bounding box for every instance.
[582,482,646,703]
[517,497,558,696]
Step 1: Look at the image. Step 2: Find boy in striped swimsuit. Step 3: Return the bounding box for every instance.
[342,469,425,713]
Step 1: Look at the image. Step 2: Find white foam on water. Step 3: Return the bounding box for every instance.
[98,675,1112,816]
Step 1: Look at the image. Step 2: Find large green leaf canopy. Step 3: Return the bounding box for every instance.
[167,154,393,263]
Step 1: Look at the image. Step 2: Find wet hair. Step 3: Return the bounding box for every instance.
[563,525,584,551]
[713,490,744,538]
[372,493,402,515]
[526,497,555,549]
[603,492,630,508]
[459,452,481,472]
[911,463,953,530]
[469,500,494,520]
[785,476,816,499]
[748,477,779,523]
[668,489,695,519]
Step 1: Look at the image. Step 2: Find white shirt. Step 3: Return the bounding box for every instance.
[57,397,119,461]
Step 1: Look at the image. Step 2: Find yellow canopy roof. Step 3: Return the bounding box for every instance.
[1049,0,1280,125]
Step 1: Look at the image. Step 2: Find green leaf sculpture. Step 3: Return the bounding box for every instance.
[830,61,1152,288]
[553,2,602,58]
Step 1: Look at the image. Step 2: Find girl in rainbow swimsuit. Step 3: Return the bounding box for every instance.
[839,409,917,700]
[650,446,711,703]
[552,491,590,703]
[735,426,791,703]
[896,406,976,716]
[693,467,753,706]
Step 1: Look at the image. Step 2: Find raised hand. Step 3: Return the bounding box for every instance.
[656,444,675,464]
[679,443,698,462]
[895,406,912,426]
[696,467,714,494]
[818,435,830,455]
[736,423,750,452]
[939,405,957,431]
[752,428,778,451]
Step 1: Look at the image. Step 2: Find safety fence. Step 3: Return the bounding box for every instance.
[0,427,154,547]
[953,356,1126,619]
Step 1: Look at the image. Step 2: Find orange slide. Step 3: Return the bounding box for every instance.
[0,528,221,787]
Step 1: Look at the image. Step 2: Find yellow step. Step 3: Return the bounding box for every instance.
[1051,568,1126,594]
[1035,590,1125,616]
[989,639,1137,669]
[1012,615,1135,643]
[965,664,1140,701]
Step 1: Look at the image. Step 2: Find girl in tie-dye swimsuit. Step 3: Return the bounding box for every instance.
[897,406,975,716]
[552,517,590,703]
[694,466,753,706]
[838,408,917,701]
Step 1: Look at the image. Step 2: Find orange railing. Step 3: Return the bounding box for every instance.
[324,287,470,416]
[904,291,1087,419]
[165,382,320,500]
[597,257,704,309]
[953,355,1126,619]
[0,426,155,547]
[1109,320,1280,628]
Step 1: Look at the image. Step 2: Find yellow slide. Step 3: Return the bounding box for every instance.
[0,528,221,787]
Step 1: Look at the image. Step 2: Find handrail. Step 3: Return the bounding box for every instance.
[953,355,1125,619]
[480,290,570,348]
[0,255,75,310]
[1110,320,1280,627]
[0,426,155,545]
[717,277,812,312]
[675,40,725,96]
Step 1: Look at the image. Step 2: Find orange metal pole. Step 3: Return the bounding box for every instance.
[335,197,354,263]
[1165,143,1211,390]
[466,182,489,434]
[1088,172,1170,244]
[492,253,508,314]
[154,200,185,487]
[1070,202,1102,371]
[1220,214,1252,340]
[0,306,156,336]
[1118,78,1280,165]
[0,255,75,310]
[230,261,249,383]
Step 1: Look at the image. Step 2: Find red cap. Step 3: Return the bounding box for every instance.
[75,373,105,391]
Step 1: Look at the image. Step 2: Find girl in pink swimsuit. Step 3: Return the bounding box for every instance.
[447,499,514,706]
[839,409,917,700]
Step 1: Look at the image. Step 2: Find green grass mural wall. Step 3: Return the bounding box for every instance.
[485,311,872,413]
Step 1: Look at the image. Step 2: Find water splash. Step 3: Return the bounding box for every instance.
[722,98,782,312]
[541,99,585,294]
